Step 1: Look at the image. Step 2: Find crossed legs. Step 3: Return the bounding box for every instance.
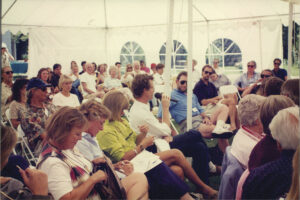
[157,149,217,197]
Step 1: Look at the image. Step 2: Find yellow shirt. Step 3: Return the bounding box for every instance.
[97,118,137,163]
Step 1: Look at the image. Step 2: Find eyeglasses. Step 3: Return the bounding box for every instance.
[274,62,281,65]
[5,71,13,75]
[180,80,187,85]
[204,71,213,75]
[261,74,271,78]
[247,65,255,68]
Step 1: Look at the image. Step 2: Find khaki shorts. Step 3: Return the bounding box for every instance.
[179,115,203,133]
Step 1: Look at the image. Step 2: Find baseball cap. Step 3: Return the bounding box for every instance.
[26,78,51,91]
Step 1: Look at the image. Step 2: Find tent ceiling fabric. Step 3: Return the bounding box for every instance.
[2,0,300,32]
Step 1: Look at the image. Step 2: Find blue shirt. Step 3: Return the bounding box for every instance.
[157,89,204,123]
[76,132,104,161]
[234,72,260,88]
[272,68,287,81]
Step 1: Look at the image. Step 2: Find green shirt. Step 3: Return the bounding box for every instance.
[97,118,137,163]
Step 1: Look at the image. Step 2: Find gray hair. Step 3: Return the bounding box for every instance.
[270,106,299,150]
[238,94,266,126]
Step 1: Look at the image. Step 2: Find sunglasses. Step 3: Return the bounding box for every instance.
[204,71,213,75]
[261,74,271,78]
[180,80,187,85]
[274,62,281,65]
[38,87,47,92]
[5,71,13,75]
[247,65,255,68]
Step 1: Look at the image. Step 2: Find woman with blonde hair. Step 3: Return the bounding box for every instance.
[52,74,80,107]
[121,64,134,87]
[98,90,218,199]
[76,100,149,200]
[69,61,79,81]
[96,64,107,85]
[37,106,148,200]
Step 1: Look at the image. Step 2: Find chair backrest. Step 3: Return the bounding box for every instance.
[5,108,15,129]
[219,85,241,99]
[17,124,25,138]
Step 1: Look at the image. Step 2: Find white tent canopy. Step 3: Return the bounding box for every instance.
[2,0,300,77]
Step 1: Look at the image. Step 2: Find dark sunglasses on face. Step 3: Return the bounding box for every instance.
[261,74,271,78]
[5,71,13,75]
[204,71,213,75]
[180,80,187,85]
[274,62,281,65]
[248,65,255,68]
[39,87,47,92]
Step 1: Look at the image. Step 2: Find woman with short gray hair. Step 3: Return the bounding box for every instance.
[231,94,266,168]
[242,106,299,199]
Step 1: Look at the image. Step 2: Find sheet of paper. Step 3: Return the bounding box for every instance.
[130,150,162,173]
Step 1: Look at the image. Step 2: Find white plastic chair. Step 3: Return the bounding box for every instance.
[219,85,241,100]
[16,125,38,166]
[5,108,16,130]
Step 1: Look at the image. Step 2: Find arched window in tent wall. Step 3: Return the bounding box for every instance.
[120,41,146,67]
[205,38,242,72]
[159,40,188,74]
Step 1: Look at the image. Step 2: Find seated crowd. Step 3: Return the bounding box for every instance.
[1,57,299,200]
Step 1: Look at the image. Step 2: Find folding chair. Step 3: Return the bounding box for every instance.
[219,85,241,100]
[5,108,14,129]
[15,125,38,166]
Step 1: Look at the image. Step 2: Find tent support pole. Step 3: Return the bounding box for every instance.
[187,0,193,130]
[103,0,108,63]
[288,2,293,79]
[258,20,263,71]
[1,0,18,19]
[164,0,174,96]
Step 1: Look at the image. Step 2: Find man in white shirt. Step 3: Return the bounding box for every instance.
[153,63,165,93]
[129,74,215,184]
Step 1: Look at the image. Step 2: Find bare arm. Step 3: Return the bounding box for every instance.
[122,136,154,161]
[200,96,222,106]
[161,95,170,127]
[242,85,255,97]
[81,82,95,94]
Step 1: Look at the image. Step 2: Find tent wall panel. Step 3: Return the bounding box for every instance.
[27,19,281,78]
